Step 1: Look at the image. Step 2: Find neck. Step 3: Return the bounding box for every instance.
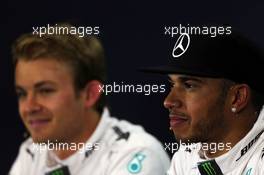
[203,109,258,159]
[53,110,101,160]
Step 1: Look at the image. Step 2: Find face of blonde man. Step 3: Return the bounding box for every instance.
[15,58,101,145]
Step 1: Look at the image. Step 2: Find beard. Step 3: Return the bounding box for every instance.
[175,91,228,144]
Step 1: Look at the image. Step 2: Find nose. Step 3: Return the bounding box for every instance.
[20,93,42,116]
[163,90,182,110]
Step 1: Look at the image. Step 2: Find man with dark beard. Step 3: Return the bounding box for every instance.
[142,32,264,174]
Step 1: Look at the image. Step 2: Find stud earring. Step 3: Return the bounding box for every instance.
[231,107,237,113]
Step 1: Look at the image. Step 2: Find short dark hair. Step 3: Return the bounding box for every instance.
[12,23,106,114]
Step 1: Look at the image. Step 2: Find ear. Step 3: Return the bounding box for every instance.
[230,84,250,113]
[82,80,103,109]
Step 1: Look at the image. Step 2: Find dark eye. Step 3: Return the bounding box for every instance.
[183,81,196,90]
[168,80,175,88]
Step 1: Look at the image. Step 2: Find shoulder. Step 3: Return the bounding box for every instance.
[103,116,170,174]
[9,138,39,174]
[255,141,264,172]
[101,109,165,149]
[241,137,264,174]
[107,116,167,155]
[15,137,36,160]
[106,144,170,175]
[168,143,200,174]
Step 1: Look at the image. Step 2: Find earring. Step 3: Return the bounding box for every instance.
[169,127,172,130]
[231,107,237,113]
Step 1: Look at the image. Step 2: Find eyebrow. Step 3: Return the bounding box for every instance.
[15,81,56,90]
[169,75,205,84]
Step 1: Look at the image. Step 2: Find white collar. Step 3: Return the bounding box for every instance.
[192,106,264,174]
[45,108,111,167]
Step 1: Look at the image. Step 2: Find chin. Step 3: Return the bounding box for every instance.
[31,133,53,144]
[32,137,47,144]
[174,134,201,144]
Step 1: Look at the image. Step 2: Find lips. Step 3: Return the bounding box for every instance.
[169,113,188,127]
[28,118,51,129]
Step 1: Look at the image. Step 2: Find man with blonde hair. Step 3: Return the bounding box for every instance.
[9,24,170,175]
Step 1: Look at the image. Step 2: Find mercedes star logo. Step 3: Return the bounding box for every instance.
[172,33,190,58]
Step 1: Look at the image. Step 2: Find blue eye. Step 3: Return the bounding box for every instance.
[16,90,27,99]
